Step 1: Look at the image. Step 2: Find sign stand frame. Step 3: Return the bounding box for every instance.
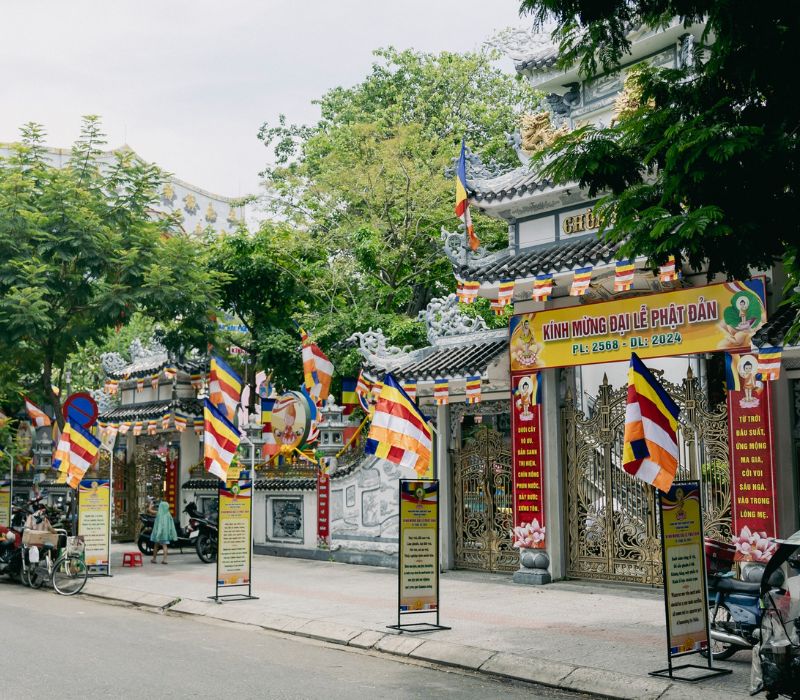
[78,476,112,577]
[387,478,450,634]
[209,477,258,604]
[649,480,732,683]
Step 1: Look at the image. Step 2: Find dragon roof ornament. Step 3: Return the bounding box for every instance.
[418,293,488,345]
[347,328,413,367]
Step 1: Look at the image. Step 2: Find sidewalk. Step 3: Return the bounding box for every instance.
[82,545,752,699]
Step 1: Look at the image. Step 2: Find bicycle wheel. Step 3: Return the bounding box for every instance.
[27,561,46,589]
[52,554,87,596]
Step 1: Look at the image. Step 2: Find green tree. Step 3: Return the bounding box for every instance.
[518,1,800,337]
[258,47,539,359]
[0,118,221,426]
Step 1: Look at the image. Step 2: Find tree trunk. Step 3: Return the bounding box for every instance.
[248,361,257,415]
[43,356,65,430]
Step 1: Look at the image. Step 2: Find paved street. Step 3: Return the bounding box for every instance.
[2,584,585,700]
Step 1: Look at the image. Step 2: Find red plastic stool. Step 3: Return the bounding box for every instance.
[122,551,143,568]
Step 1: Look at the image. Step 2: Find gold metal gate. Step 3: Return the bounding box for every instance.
[454,425,517,572]
[563,368,730,585]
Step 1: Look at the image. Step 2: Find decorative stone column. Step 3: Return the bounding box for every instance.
[513,548,551,585]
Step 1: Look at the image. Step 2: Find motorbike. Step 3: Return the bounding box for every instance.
[0,508,25,581]
[186,501,218,564]
[703,538,785,660]
[751,531,800,699]
[136,502,201,557]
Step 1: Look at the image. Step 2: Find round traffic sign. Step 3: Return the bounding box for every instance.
[62,392,99,429]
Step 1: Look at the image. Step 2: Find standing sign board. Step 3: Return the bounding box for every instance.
[0,480,10,527]
[510,373,545,548]
[726,366,778,561]
[211,479,257,603]
[317,468,331,548]
[78,479,110,575]
[651,481,730,682]
[388,479,449,633]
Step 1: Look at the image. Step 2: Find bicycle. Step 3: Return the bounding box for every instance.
[21,529,88,596]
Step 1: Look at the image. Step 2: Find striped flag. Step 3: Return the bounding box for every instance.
[341,378,358,416]
[497,280,515,306]
[118,422,131,435]
[402,380,417,402]
[261,396,279,457]
[300,385,320,444]
[209,356,242,421]
[204,398,240,481]
[355,370,372,412]
[147,420,158,435]
[370,379,384,403]
[190,373,204,390]
[434,378,449,405]
[465,375,482,404]
[455,140,479,252]
[622,353,680,493]
[533,274,554,302]
[614,260,635,292]
[300,328,334,402]
[163,366,177,381]
[52,424,72,473]
[161,413,171,431]
[758,346,782,381]
[66,422,101,489]
[133,421,143,436]
[570,266,593,296]
[365,374,433,477]
[724,353,742,391]
[659,255,678,283]
[136,378,144,393]
[174,413,187,432]
[457,280,480,304]
[23,396,51,428]
[150,373,160,391]
[490,299,505,315]
[194,423,203,437]
[104,379,119,395]
[99,423,118,452]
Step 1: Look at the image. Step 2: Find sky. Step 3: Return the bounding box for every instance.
[1,1,527,198]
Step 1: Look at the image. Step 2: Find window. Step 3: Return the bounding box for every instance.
[269,497,304,543]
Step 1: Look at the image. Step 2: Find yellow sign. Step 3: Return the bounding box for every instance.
[78,479,110,571]
[510,280,766,370]
[0,481,10,527]
[399,480,439,612]
[218,480,251,587]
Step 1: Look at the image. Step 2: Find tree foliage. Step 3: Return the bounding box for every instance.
[519,1,800,335]
[257,47,538,371]
[0,117,221,423]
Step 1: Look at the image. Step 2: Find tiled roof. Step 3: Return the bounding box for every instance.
[469,165,554,204]
[106,356,207,380]
[753,304,800,349]
[454,235,621,284]
[391,338,507,381]
[515,51,559,74]
[99,397,203,422]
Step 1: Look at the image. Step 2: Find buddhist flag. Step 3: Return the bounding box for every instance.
[204,398,240,481]
[261,397,279,457]
[659,255,678,283]
[758,346,782,381]
[365,374,433,477]
[133,421,143,436]
[150,373,160,391]
[457,280,480,304]
[136,378,144,393]
[174,413,187,432]
[209,356,242,420]
[52,424,72,473]
[497,280,515,306]
[66,421,101,489]
[118,422,131,435]
[402,380,417,402]
[622,353,680,493]
[455,140,479,252]
[570,267,593,296]
[300,328,334,402]
[724,353,742,391]
[434,378,449,405]
[490,300,505,315]
[614,260,635,292]
[341,378,358,416]
[300,385,320,444]
[465,375,482,404]
[104,379,119,395]
[533,274,553,302]
[356,370,372,412]
[23,396,51,428]
[99,423,118,452]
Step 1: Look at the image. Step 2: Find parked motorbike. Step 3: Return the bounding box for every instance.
[751,531,800,699]
[703,538,785,660]
[186,502,218,564]
[0,514,24,581]
[136,502,200,556]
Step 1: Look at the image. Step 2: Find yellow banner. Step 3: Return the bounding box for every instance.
[0,481,10,528]
[218,480,252,587]
[510,280,766,371]
[78,479,110,569]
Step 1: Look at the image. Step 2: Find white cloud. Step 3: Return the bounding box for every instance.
[1,0,526,197]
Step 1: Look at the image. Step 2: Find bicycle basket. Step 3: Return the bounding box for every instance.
[66,536,85,556]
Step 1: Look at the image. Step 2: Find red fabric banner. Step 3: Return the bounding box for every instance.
[317,470,330,546]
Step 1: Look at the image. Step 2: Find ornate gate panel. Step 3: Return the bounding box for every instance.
[563,368,730,585]
[454,425,517,572]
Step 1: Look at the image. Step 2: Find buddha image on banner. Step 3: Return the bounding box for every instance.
[267,392,310,451]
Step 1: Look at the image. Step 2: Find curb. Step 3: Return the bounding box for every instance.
[81,583,746,700]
